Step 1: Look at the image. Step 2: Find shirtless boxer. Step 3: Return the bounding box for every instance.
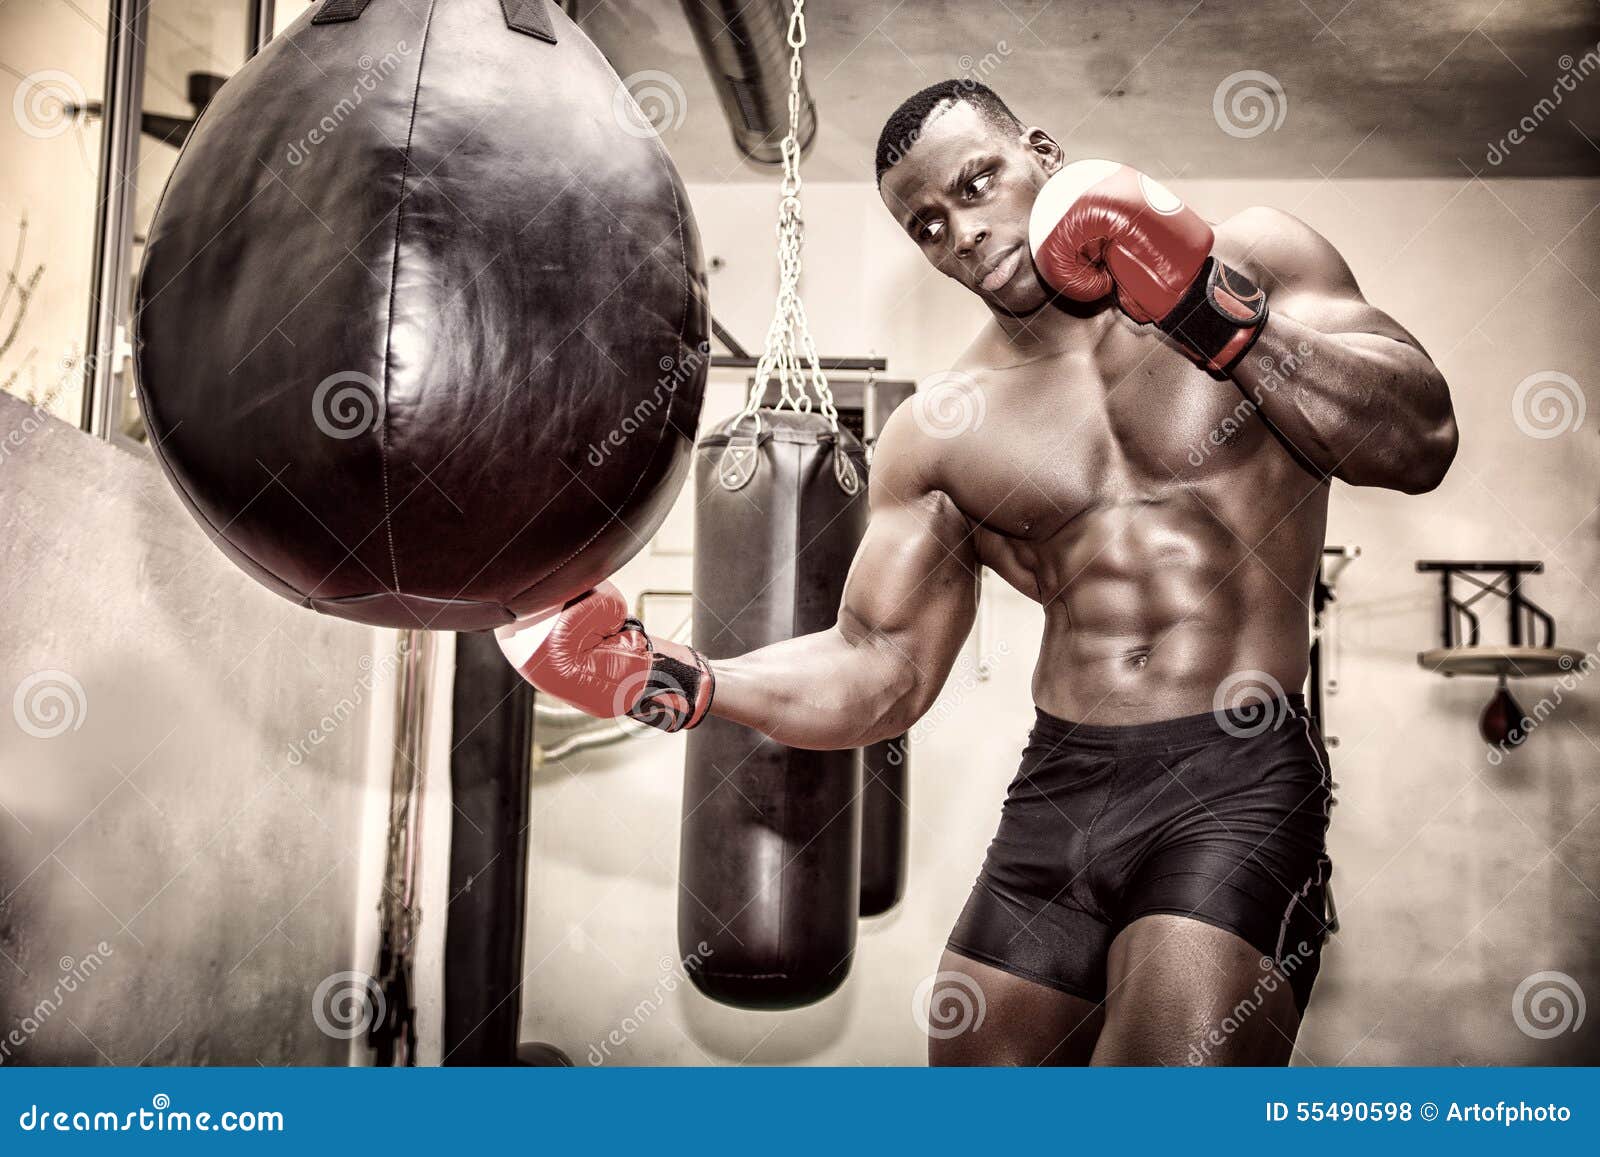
[502,80,1457,1065]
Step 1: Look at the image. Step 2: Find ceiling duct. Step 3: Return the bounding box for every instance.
[679,0,817,165]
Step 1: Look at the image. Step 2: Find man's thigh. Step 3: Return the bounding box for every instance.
[927,949,1105,1066]
[1091,913,1303,1066]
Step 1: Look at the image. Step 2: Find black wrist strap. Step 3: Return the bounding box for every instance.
[626,639,711,734]
[1159,257,1268,373]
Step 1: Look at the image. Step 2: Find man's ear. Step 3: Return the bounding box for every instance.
[1021,127,1063,174]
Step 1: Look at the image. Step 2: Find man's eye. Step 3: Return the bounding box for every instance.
[968,172,992,197]
[919,220,945,243]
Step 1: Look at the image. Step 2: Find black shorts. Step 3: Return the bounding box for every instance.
[948,695,1334,1014]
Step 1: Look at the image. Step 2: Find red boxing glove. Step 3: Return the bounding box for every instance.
[496,582,713,733]
[1028,159,1267,373]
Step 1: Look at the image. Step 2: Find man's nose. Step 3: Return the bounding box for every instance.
[955,223,988,258]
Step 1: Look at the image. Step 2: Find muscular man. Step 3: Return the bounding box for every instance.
[503,80,1457,1065]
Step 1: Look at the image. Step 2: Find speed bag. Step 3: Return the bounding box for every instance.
[133,0,707,630]
[679,408,869,1009]
[859,735,909,917]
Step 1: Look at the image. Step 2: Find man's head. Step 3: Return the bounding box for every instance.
[876,81,1062,313]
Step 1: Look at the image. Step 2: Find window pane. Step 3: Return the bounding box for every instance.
[116,0,257,442]
[0,1,108,425]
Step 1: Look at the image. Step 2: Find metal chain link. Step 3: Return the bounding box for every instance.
[739,0,838,432]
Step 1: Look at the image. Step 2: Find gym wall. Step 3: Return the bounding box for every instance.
[515,177,1600,1066]
[0,394,401,1065]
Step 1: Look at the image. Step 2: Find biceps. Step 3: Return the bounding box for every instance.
[836,507,977,676]
[1276,288,1429,356]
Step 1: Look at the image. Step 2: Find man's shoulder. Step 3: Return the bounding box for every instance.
[1214,204,1316,251]
[1214,206,1355,296]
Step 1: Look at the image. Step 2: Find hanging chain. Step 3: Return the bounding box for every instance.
[740,0,837,432]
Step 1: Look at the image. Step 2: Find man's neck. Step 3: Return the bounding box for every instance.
[982,296,1113,362]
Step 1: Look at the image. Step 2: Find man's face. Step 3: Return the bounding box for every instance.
[879,100,1056,313]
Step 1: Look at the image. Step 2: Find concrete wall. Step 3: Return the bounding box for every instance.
[518,177,1599,1065]
[0,395,400,1065]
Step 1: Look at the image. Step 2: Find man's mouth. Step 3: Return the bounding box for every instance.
[977,245,1024,293]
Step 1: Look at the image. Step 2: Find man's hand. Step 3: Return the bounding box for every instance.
[1028,159,1268,373]
[496,583,713,733]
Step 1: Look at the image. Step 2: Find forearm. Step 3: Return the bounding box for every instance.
[1232,312,1456,493]
[709,627,922,750]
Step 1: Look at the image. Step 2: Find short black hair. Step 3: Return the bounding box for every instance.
[874,80,1023,184]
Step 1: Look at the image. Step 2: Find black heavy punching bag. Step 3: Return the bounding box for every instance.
[134,0,706,630]
[680,409,868,1009]
[859,735,908,917]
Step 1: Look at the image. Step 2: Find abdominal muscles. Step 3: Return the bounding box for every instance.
[1029,495,1316,726]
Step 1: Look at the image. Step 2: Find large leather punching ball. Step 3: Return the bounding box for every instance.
[680,409,868,1009]
[859,735,909,917]
[134,0,707,630]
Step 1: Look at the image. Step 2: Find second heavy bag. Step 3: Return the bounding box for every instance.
[679,408,868,1009]
[859,735,909,917]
